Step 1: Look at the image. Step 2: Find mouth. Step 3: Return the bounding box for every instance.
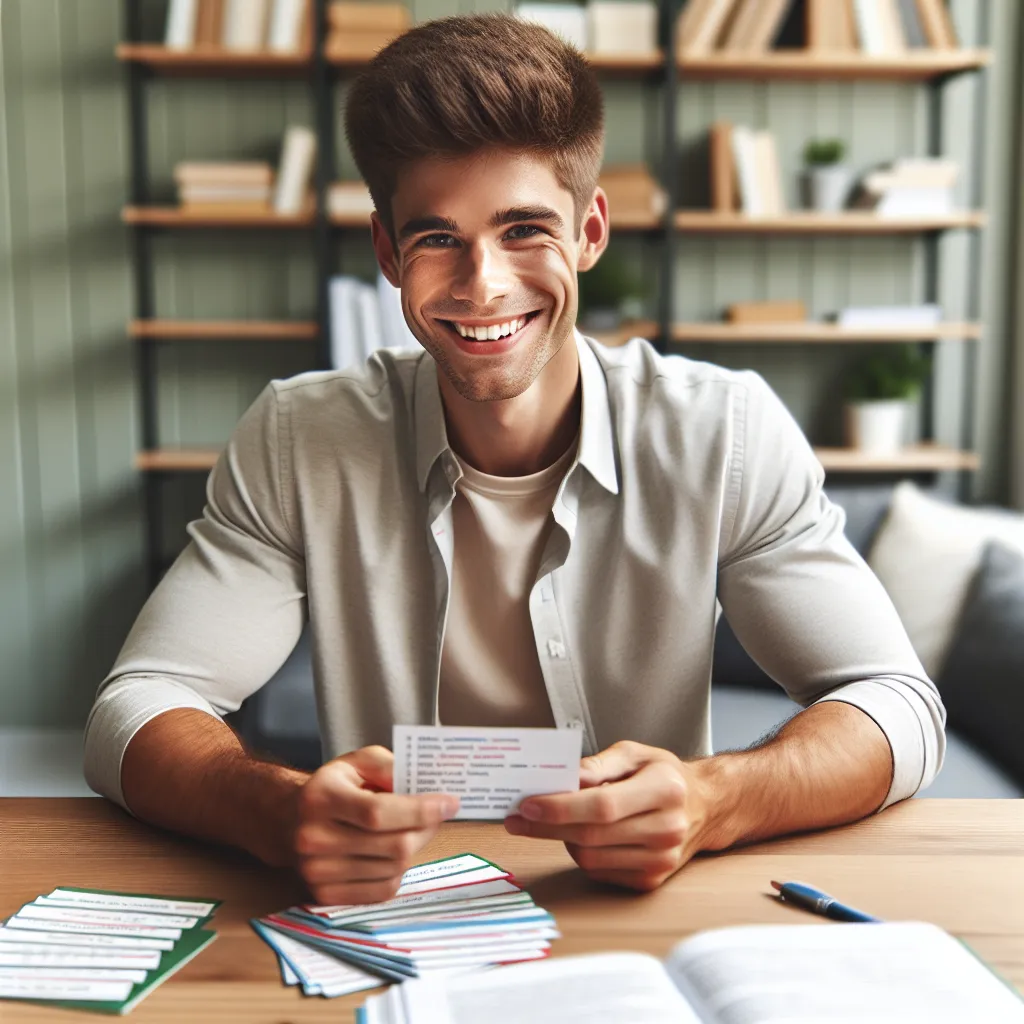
[436,310,543,350]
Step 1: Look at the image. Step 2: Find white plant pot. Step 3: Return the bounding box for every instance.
[803,165,854,212]
[844,400,908,454]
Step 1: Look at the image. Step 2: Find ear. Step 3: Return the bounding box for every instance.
[371,211,401,288]
[576,186,610,273]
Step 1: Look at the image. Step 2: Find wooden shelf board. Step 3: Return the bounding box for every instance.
[673,211,986,234]
[116,44,312,74]
[122,206,314,228]
[136,449,221,472]
[129,319,318,341]
[815,445,980,473]
[677,49,992,81]
[588,319,660,347]
[670,322,982,343]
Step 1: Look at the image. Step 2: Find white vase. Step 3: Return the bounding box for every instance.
[844,400,908,454]
[803,165,854,212]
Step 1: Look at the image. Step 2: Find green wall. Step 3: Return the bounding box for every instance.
[1,0,1020,726]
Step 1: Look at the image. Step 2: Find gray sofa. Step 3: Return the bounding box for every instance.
[236,483,1023,798]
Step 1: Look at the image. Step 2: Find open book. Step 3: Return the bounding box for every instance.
[358,922,1024,1024]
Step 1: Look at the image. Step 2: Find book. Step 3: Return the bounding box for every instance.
[0,888,220,1016]
[852,0,888,55]
[718,0,761,51]
[587,1,658,56]
[838,303,942,327]
[743,0,795,51]
[728,299,806,323]
[328,2,410,32]
[195,0,226,46]
[358,921,1024,1023]
[895,0,928,47]
[377,272,421,351]
[267,0,308,51]
[164,0,200,49]
[327,29,404,58]
[174,161,275,185]
[327,180,376,217]
[273,125,317,215]
[222,0,271,50]
[915,0,958,48]
[676,0,716,52]
[876,0,907,51]
[679,0,739,54]
[515,3,588,50]
[709,121,737,212]
[730,125,762,216]
[179,185,273,203]
[754,130,785,215]
[806,0,858,50]
[597,165,667,220]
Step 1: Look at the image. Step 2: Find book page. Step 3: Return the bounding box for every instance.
[401,952,703,1024]
[665,922,1024,1024]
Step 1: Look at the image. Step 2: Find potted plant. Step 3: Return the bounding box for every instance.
[577,249,647,334]
[844,344,932,453]
[802,138,853,212]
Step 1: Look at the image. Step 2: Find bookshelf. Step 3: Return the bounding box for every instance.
[121,0,990,585]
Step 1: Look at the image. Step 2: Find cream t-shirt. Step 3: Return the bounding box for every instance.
[438,440,578,729]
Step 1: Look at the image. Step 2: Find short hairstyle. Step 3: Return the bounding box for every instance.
[344,13,605,237]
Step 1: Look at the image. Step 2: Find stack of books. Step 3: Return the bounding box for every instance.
[708,122,785,217]
[252,854,559,998]
[326,2,411,60]
[851,158,959,217]
[676,0,959,56]
[837,303,942,328]
[598,165,667,224]
[174,161,274,213]
[329,272,422,369]
[327,180,376,219]
[0,887,218,1014]
[514,2,657,56]
[165,0,311,53]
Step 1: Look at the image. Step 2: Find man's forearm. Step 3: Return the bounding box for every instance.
[120,708,309,867]
[693,701,893,852]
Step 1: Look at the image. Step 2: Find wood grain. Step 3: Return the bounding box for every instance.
[0,798,1021,1021]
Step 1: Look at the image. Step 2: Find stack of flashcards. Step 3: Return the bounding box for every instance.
[0,888,219,1015]
[253,853,558,997]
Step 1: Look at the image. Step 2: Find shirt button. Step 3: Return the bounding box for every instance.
[547,639,566,659]
[567,718,583,730]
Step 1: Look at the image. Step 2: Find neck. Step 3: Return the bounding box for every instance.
[439,336,582,477]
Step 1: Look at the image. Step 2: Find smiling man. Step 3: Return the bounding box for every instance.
[84,14,944,903]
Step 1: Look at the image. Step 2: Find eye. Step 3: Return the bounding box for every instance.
[418,233,459,249]
[505,224,542,240]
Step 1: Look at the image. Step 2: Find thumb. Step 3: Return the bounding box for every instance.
[579,741,651,788]
[334,745,395,792]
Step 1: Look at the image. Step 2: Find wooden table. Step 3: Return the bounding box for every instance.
[1,798,1022,1022]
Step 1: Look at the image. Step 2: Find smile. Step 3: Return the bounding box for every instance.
[440,310,541,341]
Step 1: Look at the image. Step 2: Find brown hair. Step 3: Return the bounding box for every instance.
[344,13,605,237]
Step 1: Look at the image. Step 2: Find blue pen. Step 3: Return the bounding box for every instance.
[770,880,882,923]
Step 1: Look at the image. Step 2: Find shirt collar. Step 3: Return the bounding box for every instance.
[413,328,619,496]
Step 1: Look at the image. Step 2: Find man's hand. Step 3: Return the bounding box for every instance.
[294,745,460,905]
[504,741,714,893]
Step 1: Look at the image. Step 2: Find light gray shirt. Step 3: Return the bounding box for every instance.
[84,332,945,810]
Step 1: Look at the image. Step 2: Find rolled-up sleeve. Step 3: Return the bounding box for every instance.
[84,383,307,809]
[716,374,945,808]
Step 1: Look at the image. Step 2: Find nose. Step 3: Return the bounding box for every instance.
[448,238,514,308]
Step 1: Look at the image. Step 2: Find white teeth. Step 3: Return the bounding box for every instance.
[450,315,532,340]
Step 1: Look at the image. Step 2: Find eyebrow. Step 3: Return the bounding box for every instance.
[397,205,565,242]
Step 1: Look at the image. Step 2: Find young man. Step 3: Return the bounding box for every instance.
[84,14,944,904]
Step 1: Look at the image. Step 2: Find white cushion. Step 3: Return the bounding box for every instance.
[867,483,1024,678]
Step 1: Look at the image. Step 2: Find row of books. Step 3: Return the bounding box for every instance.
[515,2,659,57]
[252,854,557,996]
[329,273,421,371]
[174,125,317,215]
[851,158,959,216]
[722,299,945,328]
[677,0,959,55]
[165,0,310,52]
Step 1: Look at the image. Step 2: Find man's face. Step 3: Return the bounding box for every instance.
[372,148,608,403]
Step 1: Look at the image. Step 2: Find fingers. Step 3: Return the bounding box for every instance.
[578,740,660,788]
[306,875,409,907]
[333,745,396,792]
[565,844,688,894]
[295,819,438,862]
[517,760,685,827]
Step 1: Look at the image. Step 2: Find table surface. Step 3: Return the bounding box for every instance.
[1,797,1022,1022]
